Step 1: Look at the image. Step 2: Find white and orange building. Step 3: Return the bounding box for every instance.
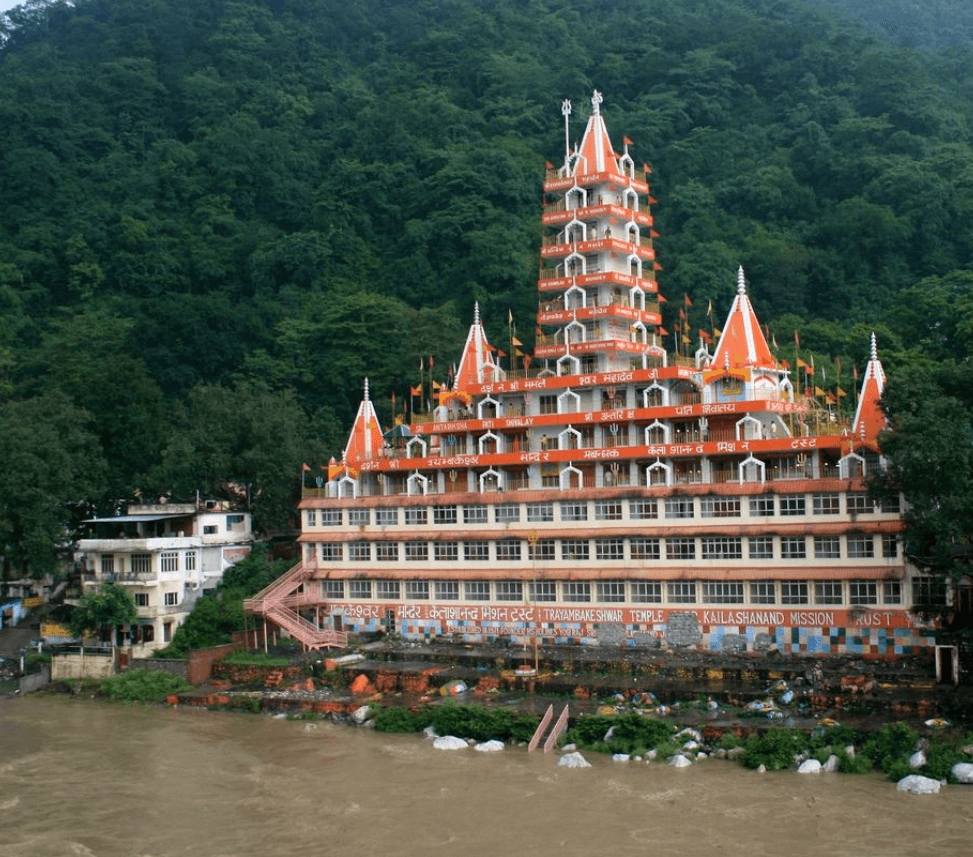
[247,92,934,658]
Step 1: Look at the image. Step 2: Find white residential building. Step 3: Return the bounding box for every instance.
[77,502,253,655]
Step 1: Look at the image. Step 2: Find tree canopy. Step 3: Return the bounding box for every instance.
[0,0,971,577]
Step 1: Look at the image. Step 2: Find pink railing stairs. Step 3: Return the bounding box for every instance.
[528,704,570,753]
[244,561,347,651]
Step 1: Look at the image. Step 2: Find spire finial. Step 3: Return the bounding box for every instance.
[591,89,603,115]
[870,331,877,361]
[363,377,370,401]
[737,265,746,295]
[473,301,481,327]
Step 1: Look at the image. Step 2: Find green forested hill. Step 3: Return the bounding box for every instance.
[1,0,972,574]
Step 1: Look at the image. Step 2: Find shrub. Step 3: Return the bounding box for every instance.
[221,650,291,667]
[374,707,430,733]
[429,702,539,743]
[99,670,192,702]
[836,748,872,774]
[740,728,810,771]
[922,741,964,782]
[565,713,674,755]
[861,722,919,777]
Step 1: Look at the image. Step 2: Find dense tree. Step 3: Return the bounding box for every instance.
[68,582,137,642]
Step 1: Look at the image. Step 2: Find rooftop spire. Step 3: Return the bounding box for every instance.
[851,332,887,444]
[571,89,619,176]
[711,267,775,370]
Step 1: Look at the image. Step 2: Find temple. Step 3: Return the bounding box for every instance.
[246,92,933,658]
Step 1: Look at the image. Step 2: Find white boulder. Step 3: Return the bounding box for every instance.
[822,754,840,773]
[612,753,631,762]
[558,752,591,768]
[669,754,693,768]
[474,740,505,753]
[908,750,927,769]
[797,759,822,774]
[896,775,942,795]
[951,762,973,783]
[433,736,469,750]
[350,705,372,725]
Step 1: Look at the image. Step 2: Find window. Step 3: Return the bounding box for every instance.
[780,581,808,605]
[226,514,245,531]
[404,542,428,561]
[463,505,488,524]
[495,503,520,524]
[532,539,556,561]
[812,493,840,515]
[323,580,344,599]
[163,623,172,643]
[496,581,523,601]
[750,581,776,604]
[780,536,806,559]
[539,394,557,415]
[321,544,342,562]
[701,537,742,560]
[349,580,372,599]
[348,508,370,526]
[465,580,490,601]
[376,543,399,561]
[405,580,429,600]
[564,581,591,602]
[434,542,458,562]
[849,580,878,605]
[305,510,317,527]
[629,498,658,520]
[814,536,841,559]
[814,581,843,605]
[527,502,554,523]
[597,581,626,603]
[349,542,371,562]
[700,496,741,518]
[100,555,115,575]
[321,509,342,526]
[749,495,775,517]
[496,539,522,561]
[376,580,400,599]
[131,554,151,574]
[134,593,149,607]
[161,551,179,572]
[630,537,660,560]
[779,496,806,516]
[632,581,662,603]
[184,551,197,571]
[667,581,696,603]
[164,591,179,607]
[464,541,490,562]
[882,534,899,559]
[883,581,902,604]
[561,539,589,560]
[880,496,901,514]
[665,497,694,519]
[203,525,218,534]
[847,534,874,558]
[560,501,588,522]
[595,500,623,520]
[847,493,873,515]
[375,508,398,526]
[665,537,696,560]
[529,581,557,602]
[912,576,947,606]
[433,506,458,525]
[436,581,459,600]
[404,507,428,526]
[701,581,744,604]
[749,536,774,560]
[595,538,624,560]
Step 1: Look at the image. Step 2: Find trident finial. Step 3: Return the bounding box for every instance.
[591,89,603,115]
[737,265,746,295]
[561,99,572,117]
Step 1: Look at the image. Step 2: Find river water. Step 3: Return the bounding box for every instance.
[1,696,970,857]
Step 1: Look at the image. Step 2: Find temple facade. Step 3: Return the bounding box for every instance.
[246,92,933,658]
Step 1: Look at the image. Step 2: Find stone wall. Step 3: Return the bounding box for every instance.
[131,657,189,680]
[51,651,115,680]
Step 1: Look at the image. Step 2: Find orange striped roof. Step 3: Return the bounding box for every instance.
[342,379,384,468]
[572,90,619,177]
[851,333,887,444]
[711,266,776,371]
